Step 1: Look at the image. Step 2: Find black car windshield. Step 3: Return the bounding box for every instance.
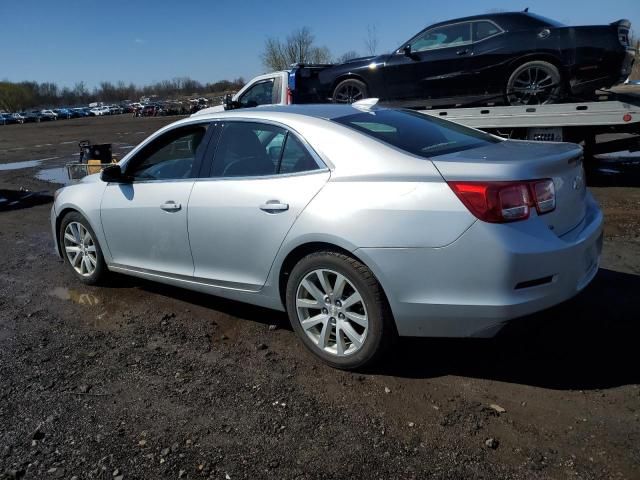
[333,109,499,158]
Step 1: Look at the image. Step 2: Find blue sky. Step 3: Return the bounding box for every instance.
[1,0,638,88]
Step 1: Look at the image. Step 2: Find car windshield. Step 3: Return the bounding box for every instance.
[332,109,499,157]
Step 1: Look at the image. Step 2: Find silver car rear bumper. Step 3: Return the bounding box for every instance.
[357,192,604,338]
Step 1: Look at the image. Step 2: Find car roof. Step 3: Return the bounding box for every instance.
[189,104,368,123]
[426,11,557,29]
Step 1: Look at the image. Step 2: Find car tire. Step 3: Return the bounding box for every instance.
[286,251,392,370]
[331,79,368,104]
[506,60,563,106]
[59,211,109,286]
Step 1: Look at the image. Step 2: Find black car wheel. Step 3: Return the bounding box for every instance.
[332,79,368,104]
[506,61,562,106]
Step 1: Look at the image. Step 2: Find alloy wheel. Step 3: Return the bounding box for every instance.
[508,66,558,105]
[63,221,97,277]
[333,84,365,104]
[296,268,369,357]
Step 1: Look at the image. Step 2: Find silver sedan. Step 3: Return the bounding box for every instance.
[51,104,603,369]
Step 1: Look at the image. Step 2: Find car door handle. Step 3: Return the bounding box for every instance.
[160,201,182,212]
[260,200,289,213]
[456,48,470,55]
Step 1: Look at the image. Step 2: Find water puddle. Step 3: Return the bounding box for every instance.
[49,286,101,306]
[0,157,60,171]
[36,167,72,185]
[48,286,124,329]
[0,160,43,171]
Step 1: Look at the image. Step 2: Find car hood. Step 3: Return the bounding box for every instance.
[192,105,225,116]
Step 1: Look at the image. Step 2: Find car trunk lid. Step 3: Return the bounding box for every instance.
[431,139,587,236]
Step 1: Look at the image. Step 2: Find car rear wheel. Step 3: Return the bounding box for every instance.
[59,212,108,285]
[286,251,391,369]
[506,61,562,106]
[332,79,368,104]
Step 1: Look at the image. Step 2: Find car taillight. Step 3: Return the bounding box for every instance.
[447,179,555,223]
[286,87,292,105]
[532,179,555,214]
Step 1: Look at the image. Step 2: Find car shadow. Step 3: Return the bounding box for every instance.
[587,155,640,188]
[0,189,52,212]
[106,273,289,328]
[105,268,639,390]
[374,268,640,390]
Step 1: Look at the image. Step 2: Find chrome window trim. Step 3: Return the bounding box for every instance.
[194,168,330,183]
[398,20,474,53]
[397,19,505,53]
[472,19,505,43]
[119,119,215,173]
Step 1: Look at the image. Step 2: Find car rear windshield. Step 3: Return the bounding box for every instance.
[524,13,565,28]
[332,109,500,158]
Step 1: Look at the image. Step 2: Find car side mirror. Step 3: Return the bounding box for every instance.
[402,44,419,60]
[100,164,128,183]
[223,94,241,110]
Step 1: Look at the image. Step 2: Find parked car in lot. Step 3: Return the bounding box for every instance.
[40,109,58,120]
[11,112,26,124]
[89,106,110,116]
[20,111,42,123]
[73,107,91,117]
[0,113,23,125]
[54,108,72,119]
[312,11,634,107]
[51,103,602,369]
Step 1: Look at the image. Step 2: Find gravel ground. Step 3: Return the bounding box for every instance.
[0,116,639,479]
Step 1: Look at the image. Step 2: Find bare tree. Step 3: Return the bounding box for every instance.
[364,25,379,56]
[262,27,332,71]
[336,50,360,63]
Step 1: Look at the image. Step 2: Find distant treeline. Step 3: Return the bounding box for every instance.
[0,77,246,111]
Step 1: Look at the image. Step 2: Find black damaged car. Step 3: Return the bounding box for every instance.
[318,11,635,107]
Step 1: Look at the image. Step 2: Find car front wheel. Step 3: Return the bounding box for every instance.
[286,251,391,369]
[59,212,108,285]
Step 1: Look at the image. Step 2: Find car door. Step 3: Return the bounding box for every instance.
[384,22,474,102]
[188,120,330,291]
[100,122,212,276]
[466,20,509,96]
[236,78,280,108]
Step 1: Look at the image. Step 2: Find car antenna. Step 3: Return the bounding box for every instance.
[352,98,380,111]
[523,7,529,12]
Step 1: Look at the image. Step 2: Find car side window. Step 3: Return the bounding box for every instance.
[126,124,208,181]
[211,122,284,177]
[209,122,321,178]
[411,23,472,52]
[474,21,502,41]
[238,80,275,108]
[278,134,320,174]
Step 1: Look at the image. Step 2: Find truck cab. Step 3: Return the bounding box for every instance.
[192,65,330,117]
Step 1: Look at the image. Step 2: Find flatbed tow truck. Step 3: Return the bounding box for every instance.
[196,67,640,160]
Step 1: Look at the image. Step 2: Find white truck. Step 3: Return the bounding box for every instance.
[194,68,640,157]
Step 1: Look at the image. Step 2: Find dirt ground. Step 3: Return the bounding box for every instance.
[0,115,639,480]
